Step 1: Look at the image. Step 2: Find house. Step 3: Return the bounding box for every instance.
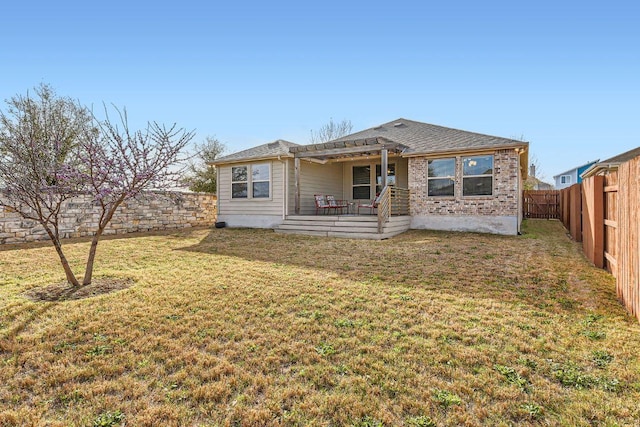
[553,160,598,189]
[211,118,529,238]
[525,164,554,190]
[580,146,640,179]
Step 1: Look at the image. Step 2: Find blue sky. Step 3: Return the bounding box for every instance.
[1,0,638,181]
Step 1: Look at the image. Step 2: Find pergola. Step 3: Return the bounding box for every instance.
[288,137,408,214]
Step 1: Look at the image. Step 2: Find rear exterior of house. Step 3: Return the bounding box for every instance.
[213,119,529,236]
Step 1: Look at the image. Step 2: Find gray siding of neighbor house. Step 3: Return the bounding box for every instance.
[288,160,344,215]
[554,169,578,190]
[341,156,409,201]
[217,160,287,227]
[408,149,521,235]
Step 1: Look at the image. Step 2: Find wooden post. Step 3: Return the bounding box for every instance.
[582,176,605,268]
[294,157,300,214]
[381,148,388,192]
[570,184,583,242]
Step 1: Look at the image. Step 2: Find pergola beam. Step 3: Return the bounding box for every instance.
[294,144,402,159]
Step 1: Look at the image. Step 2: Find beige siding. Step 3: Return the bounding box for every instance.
[218,160,286,217]
[341,156,409,200]
[287,160,344,215]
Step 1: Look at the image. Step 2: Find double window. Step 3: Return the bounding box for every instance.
[560,175,571,185]
[427,155,494,197]
[231,163,270,199]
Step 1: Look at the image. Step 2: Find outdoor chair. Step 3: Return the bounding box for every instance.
[314,195,333,215]
[357,193,381,215]
[326,195,348,214]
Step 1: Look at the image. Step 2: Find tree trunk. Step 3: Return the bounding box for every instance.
[82,200,123,285]
[44,227,80,286]
[82,228,104,286]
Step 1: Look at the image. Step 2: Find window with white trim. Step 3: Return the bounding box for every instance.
[251,163,270,198]
[231,166,248,198]
[352,165,371,199]
[463,155,493,196]
[231,163,270,199]
[427,158,455,196]
[560,175,571,184]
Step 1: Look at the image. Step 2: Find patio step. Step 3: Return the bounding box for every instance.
[275,215,410,240]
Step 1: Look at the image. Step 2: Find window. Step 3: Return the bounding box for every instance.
[231,163,270,199]
[561,175,571,184]
[352,166,371,199]
[376,164,396,194]
[252,163,270,198]
[463,155,493,196]
[427,158,455,196]
[231,166,248,198]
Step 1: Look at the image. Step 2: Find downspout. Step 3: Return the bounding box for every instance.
[215,165,221,221]
[278,156,287,219]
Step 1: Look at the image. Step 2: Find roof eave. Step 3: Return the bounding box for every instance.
[580,162,621,179]
[209,153,294,166]
[401,142,528,158]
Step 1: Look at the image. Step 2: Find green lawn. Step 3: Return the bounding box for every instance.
[1,220,639,426]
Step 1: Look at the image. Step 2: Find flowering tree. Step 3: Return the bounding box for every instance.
[0,85,194,286]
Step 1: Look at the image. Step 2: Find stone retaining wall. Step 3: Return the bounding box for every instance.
[0,192,217,245]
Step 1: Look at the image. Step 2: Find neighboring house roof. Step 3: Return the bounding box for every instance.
[212,140,299,164]
[581,146,640,178]
[330,118,527,156]
[553,160,599,179]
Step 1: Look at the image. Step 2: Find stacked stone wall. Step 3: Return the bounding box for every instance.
[0,192,217,244]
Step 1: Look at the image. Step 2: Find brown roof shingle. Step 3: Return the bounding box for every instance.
[330,118,527,155]
[212,140,298,164]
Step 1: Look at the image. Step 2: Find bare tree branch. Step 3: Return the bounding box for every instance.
[0,84,194,286]
[310,118,353,144]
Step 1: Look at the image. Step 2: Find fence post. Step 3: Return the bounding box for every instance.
[569,184,583,242]
[582,176,604,268]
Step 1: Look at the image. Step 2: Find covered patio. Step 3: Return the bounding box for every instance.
[281,137,412,238]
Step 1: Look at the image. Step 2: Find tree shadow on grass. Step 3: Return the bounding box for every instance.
[1,278,134,348]
[0,226,213,253]
[175,225,608,316]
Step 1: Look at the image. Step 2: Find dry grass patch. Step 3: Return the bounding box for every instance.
[1,220,639,426]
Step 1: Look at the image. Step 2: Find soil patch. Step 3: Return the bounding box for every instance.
[24,277,134,302]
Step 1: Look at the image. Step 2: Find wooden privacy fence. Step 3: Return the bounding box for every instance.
[559,155,640,322]
[523,190,560,219]
[617,157,639,321]
[559,184,583,242]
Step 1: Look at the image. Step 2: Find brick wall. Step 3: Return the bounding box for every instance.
[408,149,520,217]
[0,192,217,244]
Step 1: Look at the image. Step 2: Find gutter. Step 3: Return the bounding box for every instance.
[400,143,528,158]
[210,154,295,167]
[580,162,621,180]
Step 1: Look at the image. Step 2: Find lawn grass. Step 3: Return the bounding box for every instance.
[1,219,639,426]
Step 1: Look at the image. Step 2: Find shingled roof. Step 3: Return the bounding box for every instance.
[212,140,298,164]
[212,119,528,164]
[330,118,527,155]
[582,146,640,178]
[599,146,640,164]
